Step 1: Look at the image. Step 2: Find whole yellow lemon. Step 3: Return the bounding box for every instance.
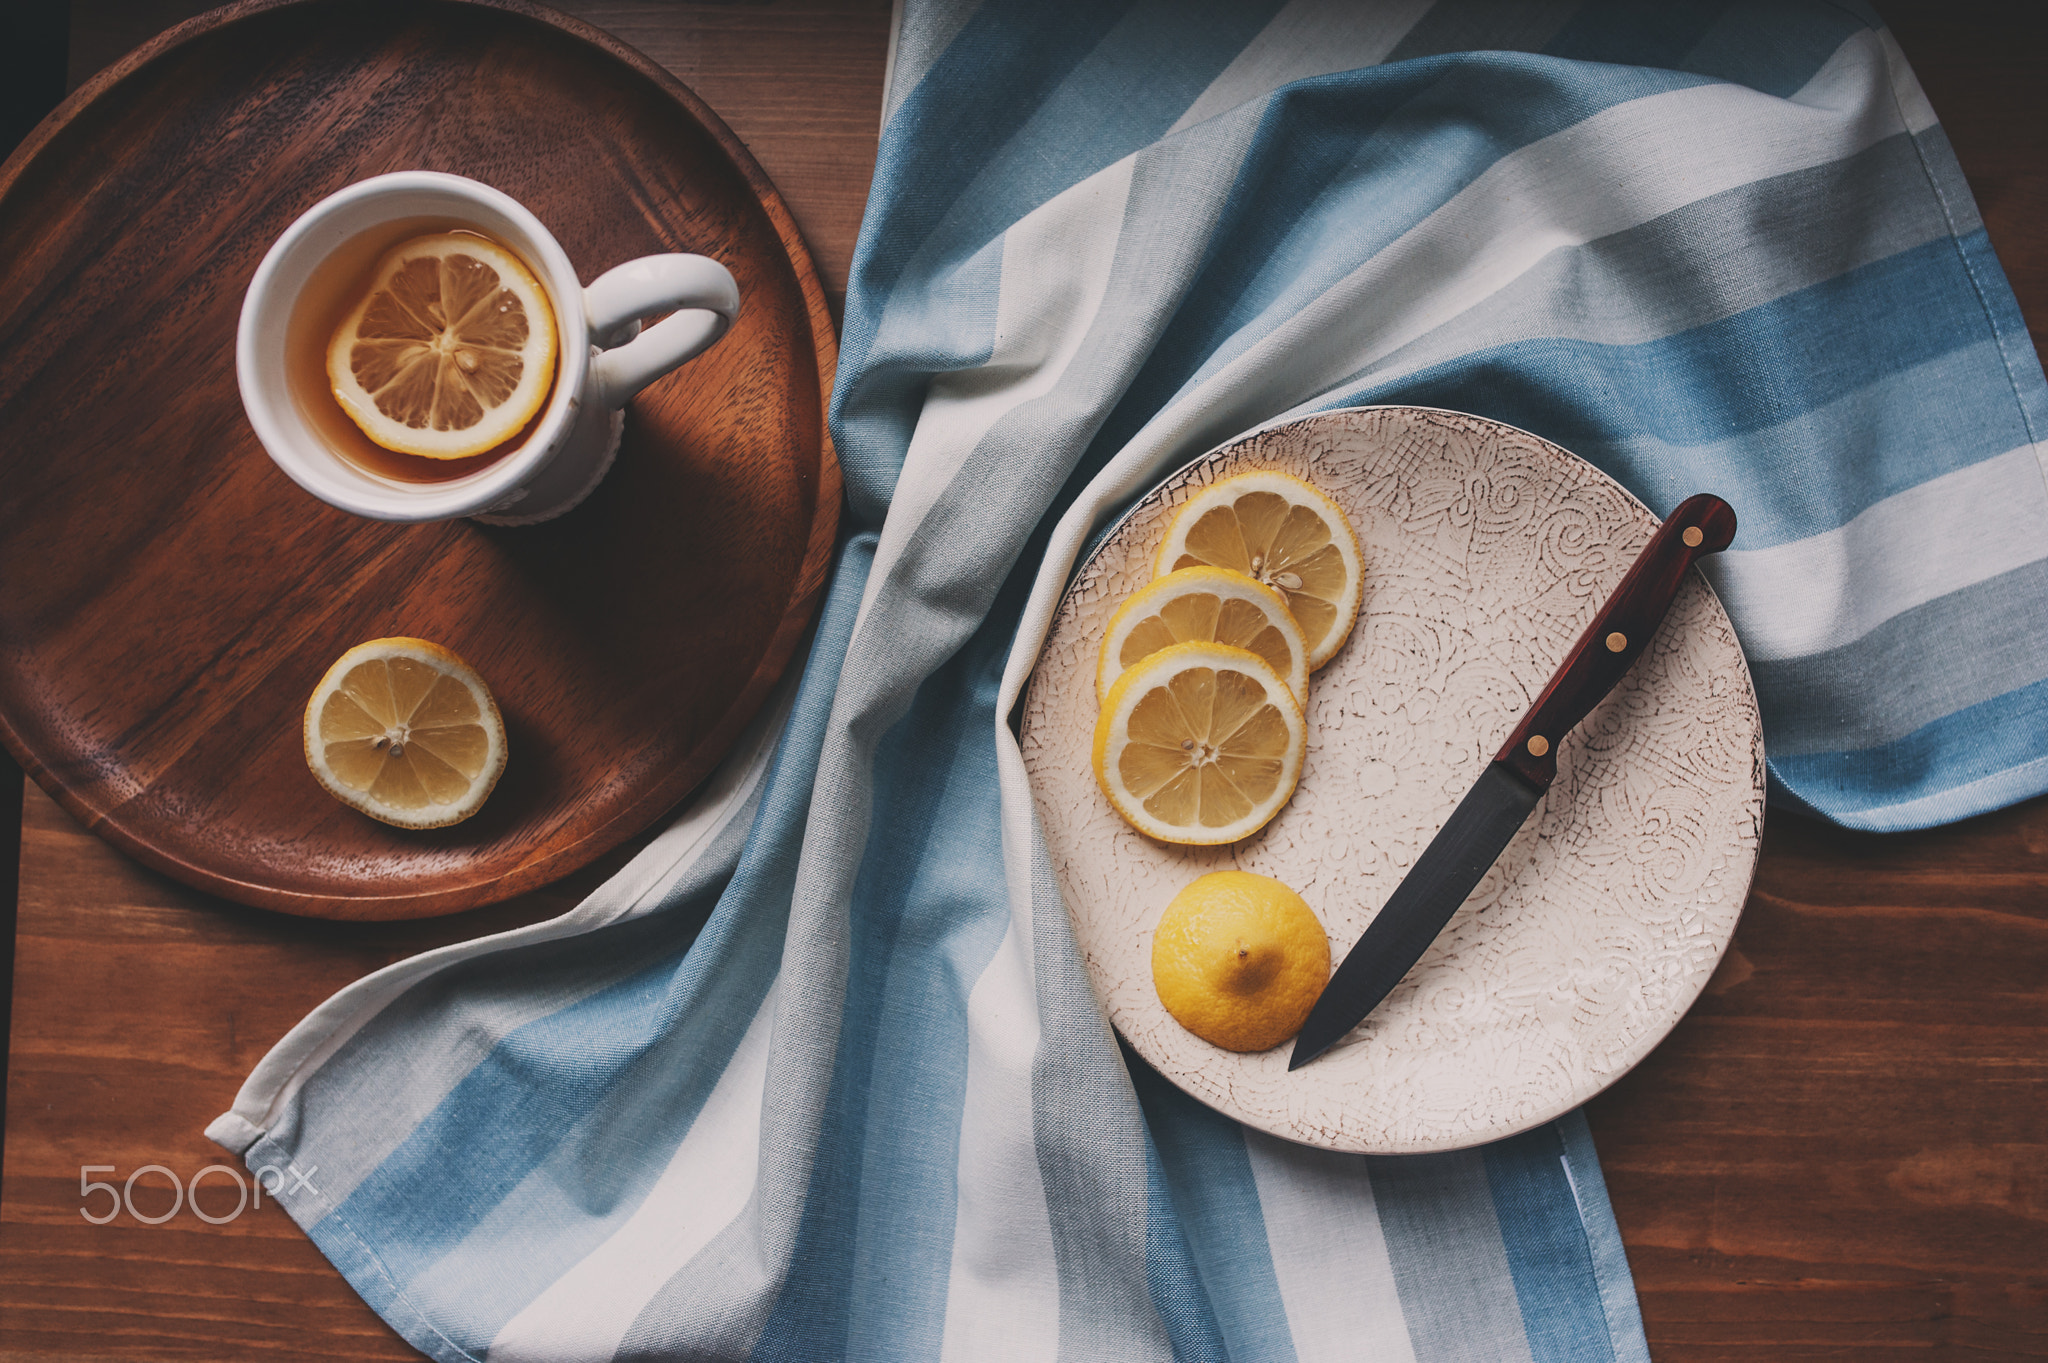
[1151,870,1330,1052]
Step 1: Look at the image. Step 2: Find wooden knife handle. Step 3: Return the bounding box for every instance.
[1496,493,1736,789]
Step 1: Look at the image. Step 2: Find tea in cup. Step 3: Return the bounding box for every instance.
[238,171,739,523]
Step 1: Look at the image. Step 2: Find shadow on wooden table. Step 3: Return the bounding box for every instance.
[2,1,2044,1359]
[3,777,641,1360]
[1586,795,2048,1357]
[0,0,67,1221]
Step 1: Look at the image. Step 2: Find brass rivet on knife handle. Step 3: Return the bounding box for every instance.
[1495,493,1737,792]
[1291,494,1740,1074]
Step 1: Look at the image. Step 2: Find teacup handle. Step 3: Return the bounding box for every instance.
[583,255,741,408]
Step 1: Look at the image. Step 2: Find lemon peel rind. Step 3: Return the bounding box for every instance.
[327,234,559,461]
[1150,870,1331,1052]
[1094,565,1310,707]
[1152,470,1363,670]
[1090,641,1305,847]
[303,637,508,830]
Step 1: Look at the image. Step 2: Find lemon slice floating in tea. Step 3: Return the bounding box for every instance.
[1154,471,1362,669]
[1092,641,1305,846]
[1152,870,1330,1052]
[1096,566,1309,707]
[304,638,508,829]
[327,232,558,459]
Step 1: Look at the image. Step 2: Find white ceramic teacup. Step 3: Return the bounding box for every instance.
[238,170,739,524]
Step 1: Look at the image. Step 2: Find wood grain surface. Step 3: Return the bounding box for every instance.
[3,2,2044,1360]
[0,0,844,917]
[1587,13,2048,1357]
[1586,800,2048,1359]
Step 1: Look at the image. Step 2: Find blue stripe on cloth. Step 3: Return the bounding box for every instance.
[851,0,1126,301]
[1748,557,2048,758]
[836,0,1128,516]
[1952,223,2048,443]
[748,593,1022,1361]
[1319,234,2034,543]
[1770,670,2048,831]
[1676,1,1872,96]
[878,0,1277,275]
[1085,39,1864,480]
[292,532,877,1356]
[1143,1141,1233,1363]
[837,233,1005,516]
[1381,2,1584,65]
[1556,1111,1651,1363]
[394,976,774,1348]
[839,645,1021,1357]
[1368,1149,1536,1361]
[316,957,713,1297]
[1483,1123,1617,1363]
[1146,56,1723,408]
[1541,0,1730,70]
[1128,1049,1298,1362]
[837,0,1282,518]
[299,1204,475,1363]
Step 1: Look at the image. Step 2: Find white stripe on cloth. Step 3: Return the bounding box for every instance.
[938,912,1059,1362]
[1244,1132,1419,1363]
[994,28,1926,734]
[1798,27,1935,132]
[881,0,983,131]
[1164,0,1436,136]
[204,670,799,1160]
[1838,748,2048,833]
[962,108,1278,1360]
[1706,441,2048,662]
[1172,27,1930,457]
[850,157,1136,641]
[1269,134,1967,427]
[1873,28,1941,136]
[483,989,776,1363]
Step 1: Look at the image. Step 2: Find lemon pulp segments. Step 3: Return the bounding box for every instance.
[305,639,507,828]
[328,233,558,459]
[1156,471,1361,668]
[1096,566,1308,705]
[1093,641,1304,845]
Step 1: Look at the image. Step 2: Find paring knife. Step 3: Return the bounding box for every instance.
[1287,492,1738,1071]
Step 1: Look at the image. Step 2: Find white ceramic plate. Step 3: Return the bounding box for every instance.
[1019,406,1764,1154]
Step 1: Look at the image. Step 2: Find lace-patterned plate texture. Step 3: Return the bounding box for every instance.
[1021,406,1764,1154]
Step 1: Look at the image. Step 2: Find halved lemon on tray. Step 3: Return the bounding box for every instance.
[1091,641,1305,846]
[1155,470,1362,668]
[305,638,508,829]
[1097,566,1309,707]
[328,232,558,458]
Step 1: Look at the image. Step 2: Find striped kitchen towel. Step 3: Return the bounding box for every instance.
[211,3,2047,1360]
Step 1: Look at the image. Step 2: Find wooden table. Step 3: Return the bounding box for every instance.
[3,4,2043,1358]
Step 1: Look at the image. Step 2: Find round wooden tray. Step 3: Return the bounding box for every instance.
[1021,407,1764,1153]
[0,0,841,919]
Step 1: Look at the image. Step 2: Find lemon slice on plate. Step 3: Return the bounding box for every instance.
[1154,470,1362,668]
[305,638,507,828]
[1096,566,1308,707]
[1152,870,1330,1052]
[1092,641,1305,845]
[328,232,558,459]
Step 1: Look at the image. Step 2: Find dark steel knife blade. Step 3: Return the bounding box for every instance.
[1288,492,1737,1071]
